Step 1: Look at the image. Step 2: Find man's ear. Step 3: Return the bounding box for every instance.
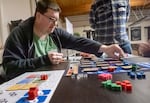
[35,12,42,19]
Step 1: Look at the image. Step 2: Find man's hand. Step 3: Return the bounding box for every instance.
[100,44,125,59]
[48,52,64,64]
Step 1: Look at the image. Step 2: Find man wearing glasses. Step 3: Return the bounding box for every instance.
[3,0,125,80]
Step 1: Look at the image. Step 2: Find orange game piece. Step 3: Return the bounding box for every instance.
[66,68,73,76]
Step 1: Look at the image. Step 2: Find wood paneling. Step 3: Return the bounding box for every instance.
[54,0,150,17]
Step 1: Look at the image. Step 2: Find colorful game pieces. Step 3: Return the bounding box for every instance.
[107,66,116,72]
[128,71,146,79]
[136,71,146,79]
[128,72,136,79]
[66,65,79,77]
[125,84,132,92]
[17,90,51,103]
[131,64,137,71]
[122,80,132,91]
[101,80,122,91]
[28,87,39,100]
[101,80,112,88]
[98,73,112,81]
[111,83,122,91]
[76,73,88,80]
[101,80,132,92]
[66,67,73,76]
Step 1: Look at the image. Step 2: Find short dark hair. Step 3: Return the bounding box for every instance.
[36,0,61,14]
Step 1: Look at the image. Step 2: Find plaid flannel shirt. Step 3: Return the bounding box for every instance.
[89,0,130,45]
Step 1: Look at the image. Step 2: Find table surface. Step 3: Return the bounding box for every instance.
[50,72,150,103]
[48,58,150,103]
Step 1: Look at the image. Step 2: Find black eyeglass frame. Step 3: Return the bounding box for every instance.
[42,14,58,25]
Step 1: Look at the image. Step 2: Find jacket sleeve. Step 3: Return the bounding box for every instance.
[55,28,103,57]
[2,27,52,77]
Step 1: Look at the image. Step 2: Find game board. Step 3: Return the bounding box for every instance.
[0,70,64,103]
[79,57,134,74]
[123,56,150,68]
[66,56,150,76]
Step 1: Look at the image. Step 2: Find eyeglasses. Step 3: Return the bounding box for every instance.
[42,14,58,25]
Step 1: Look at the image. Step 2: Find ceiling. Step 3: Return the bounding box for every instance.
[54,0,150,27]
[54,0,150,17]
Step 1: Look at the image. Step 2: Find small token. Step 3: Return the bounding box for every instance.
[82,68,98,72]
[121,65,132,70]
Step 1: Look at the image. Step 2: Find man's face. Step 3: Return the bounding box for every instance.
[38,9,59,34]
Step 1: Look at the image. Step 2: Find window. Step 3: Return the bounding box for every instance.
[131,27,141,41]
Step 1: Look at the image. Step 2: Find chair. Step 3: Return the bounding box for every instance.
[8,19,22,32]
[0,64,6,84]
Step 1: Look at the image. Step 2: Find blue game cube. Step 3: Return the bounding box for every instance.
[137,71,146,79]
[130,72,136,79]
[136,72,142,79]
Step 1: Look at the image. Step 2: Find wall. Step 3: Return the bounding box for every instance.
[0,0,3,48]
[74,26,92,38]
[73,21,150,43]
[0,0,32,47]
[128,20,150,44]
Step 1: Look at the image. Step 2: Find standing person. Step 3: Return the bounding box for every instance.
[2,0,125,79]
[89,0,132,54]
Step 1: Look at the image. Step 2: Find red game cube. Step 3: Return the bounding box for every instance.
[122,80,131,84]
[125,84,132,92]
[115,81,122,85]
[28,87,38,100]
[120,82,126,91]
[108,67,115,72]
[41,74,48,80]
[98,73,112,81]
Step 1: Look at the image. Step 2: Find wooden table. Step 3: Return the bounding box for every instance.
[48,57,150,103]
[50,72,150,103]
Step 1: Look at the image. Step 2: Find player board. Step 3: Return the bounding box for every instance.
[0,70,64,103]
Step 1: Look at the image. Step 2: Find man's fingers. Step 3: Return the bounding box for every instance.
[48,52,64,64]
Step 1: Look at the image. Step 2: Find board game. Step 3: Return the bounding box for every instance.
[66,56,150,76]
[0,70,64,103]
